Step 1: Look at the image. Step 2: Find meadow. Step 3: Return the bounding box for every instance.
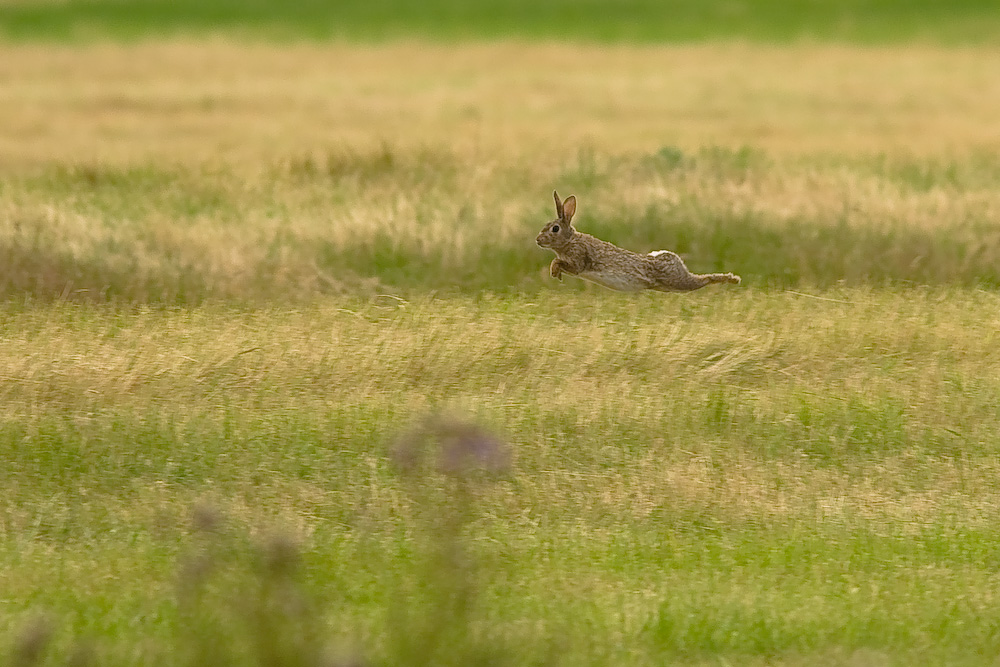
[4,4,1000,666]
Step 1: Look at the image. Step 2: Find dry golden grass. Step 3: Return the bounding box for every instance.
[3,289,999,412]
[3,288,1000,532]
[4,42,1000,304]
[4,41,1000,166]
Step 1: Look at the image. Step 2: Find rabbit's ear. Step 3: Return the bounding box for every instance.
[562,195,577,223]
[553,190,564,219]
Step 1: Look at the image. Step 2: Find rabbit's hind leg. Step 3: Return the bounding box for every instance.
[649,251,706,290]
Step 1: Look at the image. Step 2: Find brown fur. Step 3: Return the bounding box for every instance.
[536,191,741,292]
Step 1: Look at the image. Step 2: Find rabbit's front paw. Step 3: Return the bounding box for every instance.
[549,258,564,280]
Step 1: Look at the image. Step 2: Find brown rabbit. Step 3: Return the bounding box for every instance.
[536,191,741,292]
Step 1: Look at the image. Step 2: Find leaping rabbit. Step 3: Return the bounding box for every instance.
[536,191,741,292]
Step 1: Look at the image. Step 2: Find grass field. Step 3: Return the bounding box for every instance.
[4,5,1000,666]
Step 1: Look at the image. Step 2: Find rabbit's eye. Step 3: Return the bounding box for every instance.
[552,224,560,233]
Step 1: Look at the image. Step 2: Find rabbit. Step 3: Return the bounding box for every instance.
[536,191,741,292]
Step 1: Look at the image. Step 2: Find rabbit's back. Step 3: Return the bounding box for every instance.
[572,234,657,291]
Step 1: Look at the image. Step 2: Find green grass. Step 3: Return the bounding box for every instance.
[4,292,1000,665]
[3,0,1000,43]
